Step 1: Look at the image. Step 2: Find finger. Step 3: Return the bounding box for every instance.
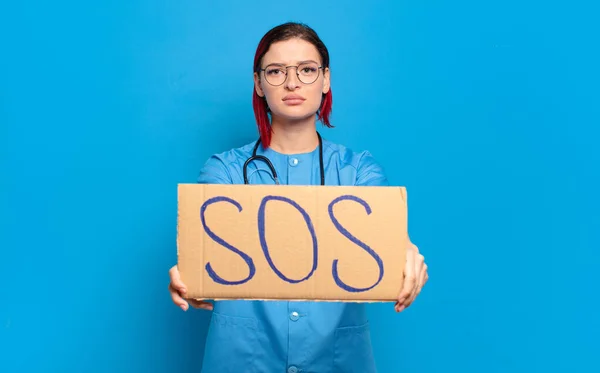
[398,247,416,301]
[405,255,425,307]
[189,299,214,311]
[416,264,428,297]
[169,265,187,296]
[401,262,428,314]
[396,248,417,311]
[396,275,418,312]
[416,263,428,294]
[169,283,189,311]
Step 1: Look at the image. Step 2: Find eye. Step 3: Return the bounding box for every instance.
[299,64,318,75]
[266,67,284,75]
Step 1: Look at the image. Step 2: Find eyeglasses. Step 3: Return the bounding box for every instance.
[260,62,324,86]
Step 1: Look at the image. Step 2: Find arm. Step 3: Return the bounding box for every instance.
[197,155,233,185]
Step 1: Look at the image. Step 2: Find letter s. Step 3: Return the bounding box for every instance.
[200,196,255,285]
[328,195,384,292]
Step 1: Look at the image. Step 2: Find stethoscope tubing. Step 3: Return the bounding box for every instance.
[243,132,325,186]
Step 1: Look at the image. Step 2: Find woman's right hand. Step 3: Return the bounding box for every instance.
[168,265,214,311]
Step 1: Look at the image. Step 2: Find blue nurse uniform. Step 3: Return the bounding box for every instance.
[197,136,389,373]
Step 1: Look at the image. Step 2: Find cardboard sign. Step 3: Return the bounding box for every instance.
[177,184,408,302]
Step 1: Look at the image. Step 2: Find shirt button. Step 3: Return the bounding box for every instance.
[288,366,298,373]
[289,157,299,166]
[290,311,299,321]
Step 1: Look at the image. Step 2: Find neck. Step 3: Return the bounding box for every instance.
[269,115,319,154]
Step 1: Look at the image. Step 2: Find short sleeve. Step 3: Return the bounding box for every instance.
[197,155,233,185]
[355,151,389,186]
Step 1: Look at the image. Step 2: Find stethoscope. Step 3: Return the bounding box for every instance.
[243,132,325,186]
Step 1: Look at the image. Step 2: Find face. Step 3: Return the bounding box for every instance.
[254,38,330,122]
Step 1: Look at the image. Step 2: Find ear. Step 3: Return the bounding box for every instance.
[254,72,265,97]
[322,67,331,94]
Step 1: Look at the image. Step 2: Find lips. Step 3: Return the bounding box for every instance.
[282,95,305,105]
[283,94,305,101]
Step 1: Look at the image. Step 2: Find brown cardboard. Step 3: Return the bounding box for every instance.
[177,183,408,302]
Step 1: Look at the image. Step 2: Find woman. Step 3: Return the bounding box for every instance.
[168,22,429,372]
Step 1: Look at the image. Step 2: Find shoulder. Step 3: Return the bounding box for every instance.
[323,139,389,186]
[323,139,377,167]
[197,140,257,184]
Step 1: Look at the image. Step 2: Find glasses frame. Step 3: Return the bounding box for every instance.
[259,63,324,86]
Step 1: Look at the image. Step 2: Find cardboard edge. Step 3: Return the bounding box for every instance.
[176,184,182,263]
[200,184,204,297]
[191,297,397,303]
[180,183,408,303]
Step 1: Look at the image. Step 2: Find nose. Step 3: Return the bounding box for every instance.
[284,67,300,90]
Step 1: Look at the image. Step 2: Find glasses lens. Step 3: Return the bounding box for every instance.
[297,62,320,84]
[264,66,286,86]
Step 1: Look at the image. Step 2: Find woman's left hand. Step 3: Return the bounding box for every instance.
[395,239,428,312]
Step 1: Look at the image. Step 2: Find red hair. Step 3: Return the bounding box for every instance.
[252,23,333,148]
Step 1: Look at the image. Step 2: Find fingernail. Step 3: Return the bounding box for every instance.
[398,305,405,312]
[180,304,187,311]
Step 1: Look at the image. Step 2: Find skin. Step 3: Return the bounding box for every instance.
[253,37,330,154]
[396,238,429,312]
[168,37,428,313]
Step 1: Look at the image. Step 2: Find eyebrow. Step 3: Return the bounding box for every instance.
[264,59,319,66]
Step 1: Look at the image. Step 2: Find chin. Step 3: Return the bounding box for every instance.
[275,113,316,123]
[272,106,319,122]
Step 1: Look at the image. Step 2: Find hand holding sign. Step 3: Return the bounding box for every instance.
[395,239,428,312]
[168,265,213,311]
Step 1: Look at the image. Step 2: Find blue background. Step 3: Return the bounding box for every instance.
[1,0,598,372]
